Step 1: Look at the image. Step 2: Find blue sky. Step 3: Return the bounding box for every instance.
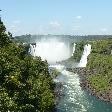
[1,0,112,36]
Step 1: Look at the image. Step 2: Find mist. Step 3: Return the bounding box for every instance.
[31,39,71,64]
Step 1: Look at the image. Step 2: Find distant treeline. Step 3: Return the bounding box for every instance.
[14,34,112,43]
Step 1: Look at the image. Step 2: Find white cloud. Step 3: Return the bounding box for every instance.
[50,21,61,28]
[76,16,82,19]
[100,28,108,32]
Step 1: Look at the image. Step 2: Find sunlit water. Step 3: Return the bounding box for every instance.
[53,65,112,112]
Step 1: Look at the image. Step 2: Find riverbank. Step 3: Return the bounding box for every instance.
[65,39,112,103]
[66,67,112,103]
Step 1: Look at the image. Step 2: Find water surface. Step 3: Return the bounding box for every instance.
[55,69,112,112]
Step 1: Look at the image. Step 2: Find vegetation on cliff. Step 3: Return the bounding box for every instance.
[72,41,85,62]
[0,19,55,111]
[86,39,112,99]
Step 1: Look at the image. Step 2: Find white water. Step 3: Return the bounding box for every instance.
[72,43,76,56]
[78,44,91,67]
[49,64,65,71]
[52,64,91,112]
[49,44,92,110]
[29,44,36,57]
[29,41,91,67]
[29,40,71,63]
[53,64,112,112]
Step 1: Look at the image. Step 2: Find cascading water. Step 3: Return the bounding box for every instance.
[29,40,71,64]
[54,66,90,112]
[52,64,112,112]
[72,43,76,56]
[29,44,36,56]
[78,44,91,67]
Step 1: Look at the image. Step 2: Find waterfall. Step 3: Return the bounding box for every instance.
[72,43,76,56]
[78,44,91,67]
[29,42,91,66]
[29,40,71,64]
[29,44,36,56]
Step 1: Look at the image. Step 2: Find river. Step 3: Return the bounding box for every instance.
[53,65,112,112]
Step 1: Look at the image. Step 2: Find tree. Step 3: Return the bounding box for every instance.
[0,19,55,111]
[0,19,10,47]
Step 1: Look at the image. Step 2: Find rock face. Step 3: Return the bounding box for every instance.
[66,67,112,103]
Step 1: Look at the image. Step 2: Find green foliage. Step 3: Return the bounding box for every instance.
[87,39,112,92]
[50,68,61,79]
[0,20,55,111]
[89,39,112,54]
[88,74,111,92]
[72,41,85,62]
[0,19,10,47]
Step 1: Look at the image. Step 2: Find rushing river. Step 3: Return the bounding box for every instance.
[53,65,112,112]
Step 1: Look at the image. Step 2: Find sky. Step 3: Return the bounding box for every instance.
[1,0,112,36]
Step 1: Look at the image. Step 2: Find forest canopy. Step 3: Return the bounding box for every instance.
[87,39,112,92]
[0,19,55,111]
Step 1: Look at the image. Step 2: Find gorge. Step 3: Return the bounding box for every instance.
[29,38,112,112]
[1,1,112,111]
